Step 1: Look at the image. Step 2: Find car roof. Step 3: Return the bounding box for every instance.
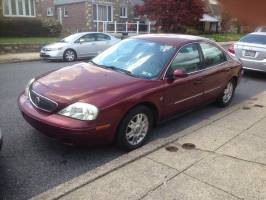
[132,34,210,47]
[71,32,112,37]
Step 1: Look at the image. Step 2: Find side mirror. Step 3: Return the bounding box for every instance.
[172,69,188,79]
[79,38,85,44]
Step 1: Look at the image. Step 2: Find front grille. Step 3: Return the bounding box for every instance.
[29,89,58,112]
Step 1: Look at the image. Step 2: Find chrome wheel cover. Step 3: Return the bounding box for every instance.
[65,50,75,61]
[126,113,149,146]
[223,82,234,103]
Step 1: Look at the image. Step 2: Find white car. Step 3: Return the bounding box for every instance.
[40,32,120,62]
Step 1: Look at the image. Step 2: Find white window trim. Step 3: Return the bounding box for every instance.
[93,4,113,22]
[47,7,53,16]
[2,0,36,17]
[63,7,68,17]
[120,6,127,18]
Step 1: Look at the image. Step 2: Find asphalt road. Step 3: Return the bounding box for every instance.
[0,60,265,200]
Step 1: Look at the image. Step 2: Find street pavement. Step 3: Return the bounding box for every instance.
[0,60,265,200]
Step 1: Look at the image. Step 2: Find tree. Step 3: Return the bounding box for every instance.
[136,0,204,33]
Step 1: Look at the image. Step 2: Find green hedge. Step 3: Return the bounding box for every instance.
[0,18,62,37]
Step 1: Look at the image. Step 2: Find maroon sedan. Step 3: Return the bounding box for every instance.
[18,34,242,150]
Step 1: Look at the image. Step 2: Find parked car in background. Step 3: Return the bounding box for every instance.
[255,26,266,32]
[0,128,2,151]
[228,32,266,72]
[40,32,120,62]
[19,34,242,150]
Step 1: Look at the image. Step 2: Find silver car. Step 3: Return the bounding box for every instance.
[230,32,266,72]
[40,32,120,62]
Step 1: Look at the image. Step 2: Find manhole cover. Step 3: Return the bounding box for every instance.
[254,104,264,108]
[182,143,196,150]
[165,146,179,152]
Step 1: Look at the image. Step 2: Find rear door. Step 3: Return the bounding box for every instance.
[163,43,205,116]
[76,34,97,58]
[199,42,230,101]
[94,33,112,54]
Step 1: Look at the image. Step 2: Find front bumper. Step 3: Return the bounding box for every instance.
[18,93,114,145]
[40,49,64,60]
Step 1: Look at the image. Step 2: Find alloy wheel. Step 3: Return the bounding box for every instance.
[125,113,149,146]
[223,81,234,104]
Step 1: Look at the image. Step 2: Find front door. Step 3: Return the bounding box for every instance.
[163,43,205,116]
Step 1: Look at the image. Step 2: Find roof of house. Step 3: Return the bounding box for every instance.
[54,0,86,6]
[200,14,219,22]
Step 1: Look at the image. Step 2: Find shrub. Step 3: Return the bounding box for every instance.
[0,18,62,37]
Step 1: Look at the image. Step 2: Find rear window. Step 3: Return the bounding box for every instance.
[240,34,266,45]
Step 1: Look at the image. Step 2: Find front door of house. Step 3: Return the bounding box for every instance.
[57,8,62,24]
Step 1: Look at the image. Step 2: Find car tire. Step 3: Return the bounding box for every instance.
[216,79,236,107]
[116,106,154,151]
[63,49,76,62]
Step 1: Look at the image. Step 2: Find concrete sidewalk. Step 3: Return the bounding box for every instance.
[32,92,266,200]
[0,52,39,64]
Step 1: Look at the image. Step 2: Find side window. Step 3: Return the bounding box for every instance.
[169,43,201,74]
[96,33,111,41]
[79,34,96,43]
[200,43,226,68]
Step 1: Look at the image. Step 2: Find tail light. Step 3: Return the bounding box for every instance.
[228,44,235,55]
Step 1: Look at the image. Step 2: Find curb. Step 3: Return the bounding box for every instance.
[0,57,40,64]
[30,91,265,200]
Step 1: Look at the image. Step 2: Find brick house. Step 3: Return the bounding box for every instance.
[51,0,142,34]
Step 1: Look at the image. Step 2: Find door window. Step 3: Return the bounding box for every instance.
[169,43,201,74]
[96,33,111,41]
[79,34,96,43]
[200,43,226,68]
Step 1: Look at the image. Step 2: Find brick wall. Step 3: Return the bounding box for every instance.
[55,2,88,34]
[38,0,54,18]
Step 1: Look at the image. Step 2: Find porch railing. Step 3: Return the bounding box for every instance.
[96,21,151,35]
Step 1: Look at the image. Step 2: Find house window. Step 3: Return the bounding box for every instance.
[93,4,113,22]
[3,0,36,17]
[120,6,127,18]
[47,7,53,16]
[63,7,68,17]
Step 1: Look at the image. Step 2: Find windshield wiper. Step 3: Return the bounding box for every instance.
[89,61,136,77]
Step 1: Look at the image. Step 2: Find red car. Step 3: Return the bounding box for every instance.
[18,34,242,150]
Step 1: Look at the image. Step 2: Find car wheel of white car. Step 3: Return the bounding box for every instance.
[63,49,76,62]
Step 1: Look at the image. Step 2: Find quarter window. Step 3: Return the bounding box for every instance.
[169,44,201,74]
[200,43,226,68]
[3,0,36,17]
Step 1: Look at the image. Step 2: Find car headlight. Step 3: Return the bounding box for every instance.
[25,78,35,97]
[58,102,99,121]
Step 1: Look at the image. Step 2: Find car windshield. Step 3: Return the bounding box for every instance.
[92,38,176,79]
[60,33,82,43]
[240,34,266,45]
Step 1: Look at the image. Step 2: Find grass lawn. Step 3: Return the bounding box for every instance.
[0,37,60,44]
[201,33,245,42]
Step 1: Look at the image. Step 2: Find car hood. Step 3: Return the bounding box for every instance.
[42,42,70,49]
[32,62,150,108]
